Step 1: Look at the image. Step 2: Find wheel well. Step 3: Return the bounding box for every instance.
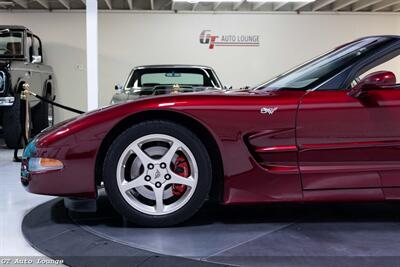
[94,110,224,202]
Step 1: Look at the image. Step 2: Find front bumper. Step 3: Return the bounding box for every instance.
[0,96,14,106]
[21,137,97,199]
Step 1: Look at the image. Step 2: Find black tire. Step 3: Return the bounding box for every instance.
[103,120,212,227]
[2,95,23,149]
[32,91,53,135]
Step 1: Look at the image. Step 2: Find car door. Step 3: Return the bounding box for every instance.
[297,84,400,200]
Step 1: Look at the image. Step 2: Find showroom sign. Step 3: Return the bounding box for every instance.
[199,30,260,49]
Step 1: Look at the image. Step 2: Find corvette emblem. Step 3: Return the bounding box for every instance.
[155,169,161,179]
[260,107,278,115]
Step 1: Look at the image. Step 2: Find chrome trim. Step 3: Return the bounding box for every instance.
[0,97,15,106]
[0,71,5,93]
[10,67,52,74]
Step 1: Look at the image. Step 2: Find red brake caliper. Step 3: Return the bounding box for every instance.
[172,155,190,197]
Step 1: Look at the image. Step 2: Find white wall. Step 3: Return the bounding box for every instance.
[1,12,399,121]
[0,13,86,122]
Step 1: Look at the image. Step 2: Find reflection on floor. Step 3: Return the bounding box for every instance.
[72,194,400,267]
[0,142,54,256]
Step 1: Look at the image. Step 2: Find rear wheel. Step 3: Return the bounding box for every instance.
[103,120,212,227]
[2,94,24,149]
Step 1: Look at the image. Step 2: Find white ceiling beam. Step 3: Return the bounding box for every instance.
[126,0,133,9]
[233,0,245,10]
[393,3,400,10]
[313,0,335,11]
[372,0,400,11]
[214,1,222,10]
[252,1,266,10]
[57,0,70,9]
[104,0,112,9]
[273,1,288,10]
[35,0,49,9]
[353,0,381,11]
[13,0,28,8]
[293,1,311,10]
[150,0,154,9]
[333,0,359,11]
[192,2,199,10]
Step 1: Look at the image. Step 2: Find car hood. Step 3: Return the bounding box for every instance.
[111,86,222,104]
[36,88,298,147]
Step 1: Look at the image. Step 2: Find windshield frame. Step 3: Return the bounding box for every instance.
[124,66,222,91]
[0,28,25,59]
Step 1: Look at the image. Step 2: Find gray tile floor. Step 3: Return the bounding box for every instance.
[0,143,54,256]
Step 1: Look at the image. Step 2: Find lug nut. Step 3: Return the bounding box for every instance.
[145,175,151,181]
[148,163,154,170]
[155,182,162,188]
[160,162,167,169]
[164,174,171,180]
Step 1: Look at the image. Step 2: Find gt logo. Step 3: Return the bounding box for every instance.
[260,107,278,115]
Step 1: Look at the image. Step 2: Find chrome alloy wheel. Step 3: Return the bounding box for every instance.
[116,134,198,215]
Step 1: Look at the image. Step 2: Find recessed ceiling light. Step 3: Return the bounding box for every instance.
[247,0,314,2]
[173,0,315,2]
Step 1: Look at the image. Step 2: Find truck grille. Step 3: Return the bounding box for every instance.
[0,71,5,93]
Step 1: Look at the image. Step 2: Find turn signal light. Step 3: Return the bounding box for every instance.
[29,158,64,172]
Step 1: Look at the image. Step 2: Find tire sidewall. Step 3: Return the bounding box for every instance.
[103,120,212,227]
[2,94,22,148]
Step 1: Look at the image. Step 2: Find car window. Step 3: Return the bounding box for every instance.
[126,67,220,89]
[141,73,204,86]
[32,35,41,57]
[254,37,393,91]
[0,30,23,56]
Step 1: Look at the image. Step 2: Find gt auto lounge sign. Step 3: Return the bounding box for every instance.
[200,30,260,49]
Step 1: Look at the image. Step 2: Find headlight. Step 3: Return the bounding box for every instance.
[28,158,64,172]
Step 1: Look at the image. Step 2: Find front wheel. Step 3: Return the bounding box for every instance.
[103,120,212,227]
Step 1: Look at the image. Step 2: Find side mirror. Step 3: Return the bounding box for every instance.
[31,55,42,64]
[348,71,396,98]
[115,84,123,91]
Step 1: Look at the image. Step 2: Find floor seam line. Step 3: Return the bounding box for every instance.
[204,221,299,259]
[35,227,77,245]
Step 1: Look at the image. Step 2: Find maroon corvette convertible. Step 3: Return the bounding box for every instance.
[22,36,400,227]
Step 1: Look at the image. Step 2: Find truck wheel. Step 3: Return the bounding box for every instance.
[2,95,23,149]
[32,92,54,135]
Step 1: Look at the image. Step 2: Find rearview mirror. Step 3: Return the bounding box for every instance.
[348,71,396,98]
[31,55,42,64]
[115,84,123,91]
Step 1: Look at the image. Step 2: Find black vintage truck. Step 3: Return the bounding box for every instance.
[0,25,54,148]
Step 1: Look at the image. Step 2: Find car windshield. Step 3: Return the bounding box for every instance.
[255,37,393,91]
[0,30,24,57]
[126,67,221,89]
